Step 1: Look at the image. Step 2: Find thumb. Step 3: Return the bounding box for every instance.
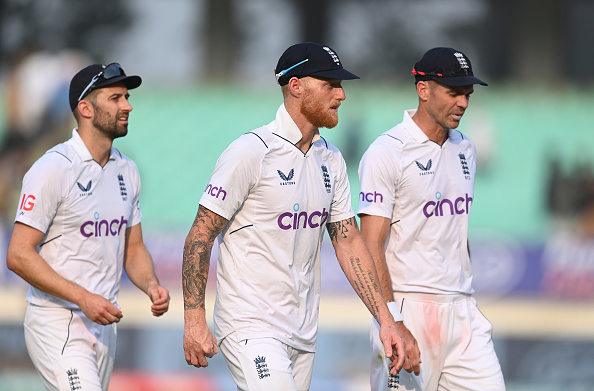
[384,342,393,360]
[147,286,161,302]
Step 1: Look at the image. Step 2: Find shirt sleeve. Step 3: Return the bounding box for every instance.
[14,153,67,234]
[327,148,355,223]
[199,134,262,220]
[357,140,400,219]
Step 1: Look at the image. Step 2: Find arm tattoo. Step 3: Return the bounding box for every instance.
[327,217,358,243]
[182,206,228,310]
[349,256,381,317]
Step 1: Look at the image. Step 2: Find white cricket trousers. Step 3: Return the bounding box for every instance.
[370,293,506,391]
[24,304,117,391]
[219,332,315,391]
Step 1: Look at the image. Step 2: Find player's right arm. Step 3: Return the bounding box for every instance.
[182,205,228,368]
[359,214,421,375]
[6,222,123,325]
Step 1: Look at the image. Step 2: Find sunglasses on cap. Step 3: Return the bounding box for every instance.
[411,67,443,78]
[78,63,124,102]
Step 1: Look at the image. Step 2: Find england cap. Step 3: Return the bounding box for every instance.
[275,42,359,86]
[412,47,487,86]
[69,63,142,111]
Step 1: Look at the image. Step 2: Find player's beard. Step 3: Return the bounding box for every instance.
[300,89,339,129]
[92,103,128,140]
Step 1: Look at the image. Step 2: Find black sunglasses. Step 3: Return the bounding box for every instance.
[78,63,123,102]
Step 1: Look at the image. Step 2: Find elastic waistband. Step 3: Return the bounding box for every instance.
[393,292,472,304]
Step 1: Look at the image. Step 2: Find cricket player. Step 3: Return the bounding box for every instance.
[183,42,405,391]
[358,47,506,390]
[6,63,170,391]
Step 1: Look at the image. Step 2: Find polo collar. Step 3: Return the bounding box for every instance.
[402,109,430,143]
[70,129,116,162]
[275,104,321,145]
[402,109,458,145]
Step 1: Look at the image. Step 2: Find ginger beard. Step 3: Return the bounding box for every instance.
[300,86,339,129]
[92,102,128,140]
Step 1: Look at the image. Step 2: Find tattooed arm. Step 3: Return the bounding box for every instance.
[183,205,228,368]
[327,216,406,374]
[360,214,421,375]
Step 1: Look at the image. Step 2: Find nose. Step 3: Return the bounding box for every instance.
[122,98,133,112]
[457,95,469,109]
[336,87,346,101]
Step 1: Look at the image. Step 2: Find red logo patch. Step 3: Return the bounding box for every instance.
[20,194,36,211]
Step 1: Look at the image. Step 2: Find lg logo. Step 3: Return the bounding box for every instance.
[20,194,36,211]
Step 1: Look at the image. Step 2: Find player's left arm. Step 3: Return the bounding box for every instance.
[327,216,405,374]
[124,222,170,317]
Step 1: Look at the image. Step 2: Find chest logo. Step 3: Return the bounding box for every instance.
[458,153,471,180]
[278,169,295,186]
[321,165,331,193]
[118,174,128,201]
[77,180,92,196]
[415,159,434,176]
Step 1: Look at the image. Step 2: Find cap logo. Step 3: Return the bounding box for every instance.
[454,52,469,70]
[322,46,341,66]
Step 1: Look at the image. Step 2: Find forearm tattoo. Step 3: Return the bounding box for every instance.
[349,256,381,316]
[182,206,227,310]
[327,217,357,243]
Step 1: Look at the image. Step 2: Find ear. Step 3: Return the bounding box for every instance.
[287,76,304,97]
[416,80,430,102]
[77,99,94,119]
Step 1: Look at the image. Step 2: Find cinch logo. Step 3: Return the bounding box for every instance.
[423,192,473,218]
[20,194,36,211]
[278,203,328,230]
[204,183,227,200]
[80,212,128,238]
[359,191,383,203]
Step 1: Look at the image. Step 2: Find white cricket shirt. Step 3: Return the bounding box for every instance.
[358,110,475,295]
[199,104,354,352]
[15,129,142,308]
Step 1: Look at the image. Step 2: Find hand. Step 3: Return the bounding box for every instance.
[79,292,123,325]
[379,320,406,375]
[396,321,421,375]
[184,308,219,368]
[147,285,170,317]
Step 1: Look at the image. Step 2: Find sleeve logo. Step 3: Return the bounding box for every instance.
[19,194,36,211]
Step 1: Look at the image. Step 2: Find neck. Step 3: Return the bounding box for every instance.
[76,126,113,166]
[285,102,318,154]
[411,110,449,146]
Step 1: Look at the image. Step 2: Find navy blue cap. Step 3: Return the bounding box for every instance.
[69,63,142,111]
[275,42,359,86]
[412,47,487,86]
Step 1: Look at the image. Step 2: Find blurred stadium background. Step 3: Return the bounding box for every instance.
[1,0,594,390]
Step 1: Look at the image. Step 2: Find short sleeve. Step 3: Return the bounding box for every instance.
[327,148,354,223]
[357,140,400,219]
[14,153,67,233]
[199,135,263,220]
